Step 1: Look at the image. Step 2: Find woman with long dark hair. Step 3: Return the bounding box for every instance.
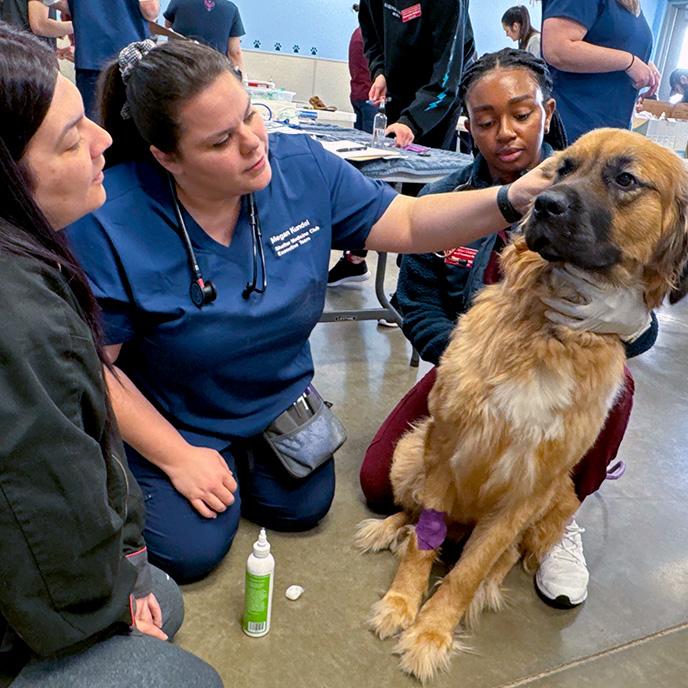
[502,5,541,56]
[0,23,221,688]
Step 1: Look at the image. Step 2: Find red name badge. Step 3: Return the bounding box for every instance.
[444,247,478,268]
[401,3,422,22]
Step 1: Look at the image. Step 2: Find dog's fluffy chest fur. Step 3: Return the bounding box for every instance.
[427,244,627,515]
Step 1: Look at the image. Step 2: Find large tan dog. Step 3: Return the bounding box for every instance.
[356,129,688,682]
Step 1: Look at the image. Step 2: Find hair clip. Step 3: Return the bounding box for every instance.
[118,38,156,85]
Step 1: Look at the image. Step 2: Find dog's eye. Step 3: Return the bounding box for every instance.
[615,172,637,188]
[557,158,575,178]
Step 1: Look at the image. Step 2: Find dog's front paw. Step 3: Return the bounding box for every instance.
[395,624,457,683]
[368,592,418,639]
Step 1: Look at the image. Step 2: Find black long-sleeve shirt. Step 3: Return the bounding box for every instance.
[358,0,475,149]
[0,255,150,675]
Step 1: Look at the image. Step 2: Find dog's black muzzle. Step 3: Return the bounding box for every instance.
[524,184,622,270]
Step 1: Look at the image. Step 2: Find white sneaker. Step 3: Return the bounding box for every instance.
[535,519,589,608]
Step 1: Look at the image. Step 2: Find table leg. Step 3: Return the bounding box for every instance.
[319,251,402,325]
[319,252,419,368]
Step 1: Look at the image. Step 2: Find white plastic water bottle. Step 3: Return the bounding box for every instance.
[242,528,275,637]
[371,102,387,148]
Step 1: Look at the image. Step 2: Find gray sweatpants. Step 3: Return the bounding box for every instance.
[11,566,223,688]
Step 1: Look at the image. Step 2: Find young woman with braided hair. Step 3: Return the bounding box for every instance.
[360,48,657,609]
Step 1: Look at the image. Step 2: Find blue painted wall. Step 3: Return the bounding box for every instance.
[159,0,358,59]
[159,1,666,62]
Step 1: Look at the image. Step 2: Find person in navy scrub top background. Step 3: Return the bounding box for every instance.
[68,0,159,118]
[163,0,245,73]
[541,0,660,142]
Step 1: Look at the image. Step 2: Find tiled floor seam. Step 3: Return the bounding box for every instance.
[493,621,688,688]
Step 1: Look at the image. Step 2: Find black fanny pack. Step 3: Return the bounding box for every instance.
[263,385,347,478]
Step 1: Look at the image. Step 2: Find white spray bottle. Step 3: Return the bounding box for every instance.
[242,528,275,637]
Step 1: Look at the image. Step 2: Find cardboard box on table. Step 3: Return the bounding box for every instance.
[633,100,688,156]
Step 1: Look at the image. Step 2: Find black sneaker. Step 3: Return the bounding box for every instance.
[327,256,370,287]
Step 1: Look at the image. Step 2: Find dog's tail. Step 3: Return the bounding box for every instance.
[354,512,411,553]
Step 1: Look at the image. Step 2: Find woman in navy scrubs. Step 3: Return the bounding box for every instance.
[541,0,659,142]
[67,39,551,583]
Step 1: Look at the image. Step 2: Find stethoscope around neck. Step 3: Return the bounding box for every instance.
[167,174,267,307]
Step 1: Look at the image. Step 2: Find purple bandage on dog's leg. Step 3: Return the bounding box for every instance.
[415,509,447,550]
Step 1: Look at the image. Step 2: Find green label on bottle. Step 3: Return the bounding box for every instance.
[242,571,271,634]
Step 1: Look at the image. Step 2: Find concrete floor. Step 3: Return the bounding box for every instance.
[176,256,688,688]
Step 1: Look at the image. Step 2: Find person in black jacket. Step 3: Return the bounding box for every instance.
[0,23,222,688]
[359,0,476,150]
[328,0,476,287]
[360,49,657,610]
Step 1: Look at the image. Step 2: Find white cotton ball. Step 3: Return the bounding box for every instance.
[285,585,304,601]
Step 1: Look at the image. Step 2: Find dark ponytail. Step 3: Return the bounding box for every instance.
[501,5,539,51]
[669,68,688,91]
[0,23,109,362]
[98,39,237,168]
[460,48,568,151]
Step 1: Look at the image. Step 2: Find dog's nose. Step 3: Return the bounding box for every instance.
[534,190,570,218]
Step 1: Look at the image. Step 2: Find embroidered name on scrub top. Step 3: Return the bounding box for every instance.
[268,218,321,258]
[443,246,477,268]
[383,2,401,19]
[401,3,422,22]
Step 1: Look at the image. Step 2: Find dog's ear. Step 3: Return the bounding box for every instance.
[643,185,688,309]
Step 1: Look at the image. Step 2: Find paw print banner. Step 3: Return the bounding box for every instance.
[232,0,354,60]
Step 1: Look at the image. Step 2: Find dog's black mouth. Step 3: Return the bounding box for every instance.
[524,220,621,270]
[539,250,565,263]
[525,233,565,263]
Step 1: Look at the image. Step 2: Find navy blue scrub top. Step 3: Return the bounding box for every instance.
[68,0,150,71]
[66,133,397,449]
[163,0,245,55]
[542,0,652,143]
